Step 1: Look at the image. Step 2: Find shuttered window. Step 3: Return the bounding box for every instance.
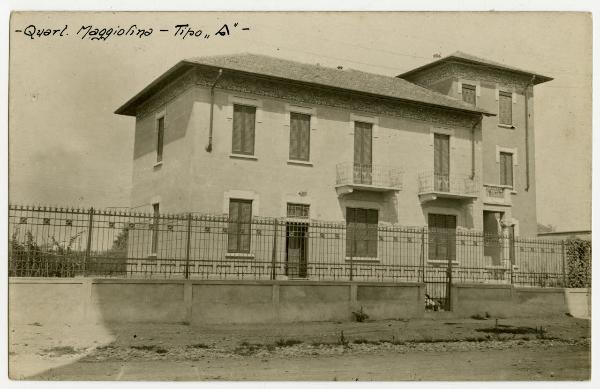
[232,104,256,155]
[289,112,311,161]
[353,121,373,185]
[433,133,450,191]
[499,91,513,125]
[500,152,514,188]
[428,214,456,262]
[156,117,165,163]
[346,208,378,258]
[228,199,252,253]
[461,84,476,105]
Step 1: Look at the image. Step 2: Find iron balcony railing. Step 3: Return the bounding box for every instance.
[336,163,403,190]
[418,173,479,197]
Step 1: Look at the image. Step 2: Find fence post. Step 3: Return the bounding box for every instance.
[184,213,192,280]
[271,218,278,280]
[83,207,94,277]
[445,230,453,311]
[420,227,425,283]
[349,223,354,281]
[561,240,567,287]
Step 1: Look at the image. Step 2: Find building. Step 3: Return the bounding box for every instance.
[114,52,554,280]
[538,230,591,241]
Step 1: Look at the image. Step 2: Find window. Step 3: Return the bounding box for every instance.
[499,91,513,125]
[232,104,256,155]
[461,84,476,105]
[499,152,514,188]
[287,203,310,219]
[433,133,450,192]
[151,203,159,255]
[428,214,456,262]
[156,117,165,163]
[346,208,378,258]
[353,121,373,185]
[228,199,252,253]
[289,112,311,161]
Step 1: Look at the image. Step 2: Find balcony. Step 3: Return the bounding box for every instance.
[483,184,512,206]
[418,173,478,203]
[335,163,402,195]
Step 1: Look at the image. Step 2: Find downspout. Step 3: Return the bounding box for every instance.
[470,115,482,179]
[524,75,536,191]
[205,69,223,152]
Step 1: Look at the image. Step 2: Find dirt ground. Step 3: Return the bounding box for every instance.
[9,316,591,381]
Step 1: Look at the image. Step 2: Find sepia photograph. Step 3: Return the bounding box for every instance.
[4,6,594,383]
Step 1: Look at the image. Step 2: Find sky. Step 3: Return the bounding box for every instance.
[8,11,592,231]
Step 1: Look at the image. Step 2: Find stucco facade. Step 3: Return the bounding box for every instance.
[399,54,552,236]
[128,66,484,231]
[120,52,551,239]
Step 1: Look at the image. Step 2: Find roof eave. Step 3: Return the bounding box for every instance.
[114,61,192,116]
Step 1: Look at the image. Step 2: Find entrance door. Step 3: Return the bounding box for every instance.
[434,133,450,192]
[353,121,373,185]
[483,211,503,265]
[286,223,308,278]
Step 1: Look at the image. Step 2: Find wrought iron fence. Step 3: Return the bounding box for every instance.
[8,204,580,295]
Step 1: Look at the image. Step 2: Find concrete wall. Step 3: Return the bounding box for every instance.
[8,278,425,326]
[130,69,483,230]
[450,283,569,318]
[564,288,591,319]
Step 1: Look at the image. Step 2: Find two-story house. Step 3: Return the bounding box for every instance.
[115,52,551,272]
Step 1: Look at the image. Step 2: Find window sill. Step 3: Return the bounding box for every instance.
[225,253,255,259]
[345,256,380,262]
[498,124,515,129]
[230,153,258,161]
[153,161,163,168]
[287,159,313,167]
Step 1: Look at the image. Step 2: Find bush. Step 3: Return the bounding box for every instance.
[9,230,83,277]
[566,239,591,288]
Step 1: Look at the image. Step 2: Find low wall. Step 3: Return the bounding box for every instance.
[450,284,569,318]
[564,288,591,319]
[8,278,425,326]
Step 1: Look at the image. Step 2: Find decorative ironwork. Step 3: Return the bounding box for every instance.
[336,163,403,189]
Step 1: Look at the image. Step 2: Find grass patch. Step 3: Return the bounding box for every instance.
[352,338,381,345]
[476,325,538,335]
[130,345,168,354]
[95,344,116,351]
[187,343,211,349]
[470,313,488,320]
[234,341,264,356]
[42,346,79,356]
[275,339,303,347]
[28,322,42,327]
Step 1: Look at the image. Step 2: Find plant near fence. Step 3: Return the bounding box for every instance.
[566,239,591,288]
[9,229,84,277]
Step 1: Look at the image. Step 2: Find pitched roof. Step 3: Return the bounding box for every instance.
[397,51,553,84]
[115,53,492,116]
